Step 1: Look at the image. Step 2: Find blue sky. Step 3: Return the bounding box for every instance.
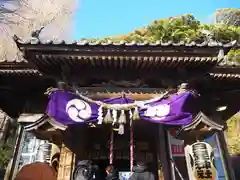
[73,0,239,39]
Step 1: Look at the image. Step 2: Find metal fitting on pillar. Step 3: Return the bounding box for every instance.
[178,83,189,93]
[57,81,67,90]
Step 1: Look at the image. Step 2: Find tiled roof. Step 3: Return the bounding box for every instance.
[184,112,224,130]
[0,58,27,63]
[16,38,239,48]
[13,39,238,68]
[16,39,232,71]
[1,39,238,69]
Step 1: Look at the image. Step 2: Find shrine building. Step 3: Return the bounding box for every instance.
[0,37,239,180]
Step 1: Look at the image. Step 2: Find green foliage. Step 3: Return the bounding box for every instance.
[227,49,240,64]
[89,14,240,43]
[84,14,240,63]
[0,135,15,169]
[226,114,240,155]
[0,143,13,169]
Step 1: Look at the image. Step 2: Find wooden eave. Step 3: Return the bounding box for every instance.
[31,55,220,72]
[209,73,240,80]
[211,66,240,74]
[0,67,239,82]
[19,113,66,130]
[175,112,225,141]
[182,111,224,131]
[0,69,42,76]
[14,39,233,72]
[22,115,48,131]
[208,66,240,81]
[29,126,63,144]
[20,114,66,142]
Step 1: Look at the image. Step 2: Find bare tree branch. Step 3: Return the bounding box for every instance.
[0,0,79,61]
[0,24,23,62]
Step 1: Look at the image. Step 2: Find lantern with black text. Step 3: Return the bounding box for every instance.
[185,142,217,180]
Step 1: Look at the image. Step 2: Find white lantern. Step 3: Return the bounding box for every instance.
[185,142,217,180]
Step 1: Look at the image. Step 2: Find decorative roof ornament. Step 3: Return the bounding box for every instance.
[31,27,45,40]
[12,34,21,42]
[217,49,224,61]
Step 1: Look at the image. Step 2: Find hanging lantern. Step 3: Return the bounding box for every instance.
[185,142,217,180]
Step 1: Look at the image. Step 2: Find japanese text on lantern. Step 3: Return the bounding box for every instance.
[194,156,213,179]
[193,143,215,180]
[168,128,184,156]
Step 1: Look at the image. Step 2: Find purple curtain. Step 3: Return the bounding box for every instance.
[46,90,194,126]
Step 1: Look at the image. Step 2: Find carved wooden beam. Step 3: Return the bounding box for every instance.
[74,87,168,100]
[87,92,160,100]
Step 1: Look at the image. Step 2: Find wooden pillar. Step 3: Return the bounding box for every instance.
[157,125,172,180]
[57,126,76,180]
[210,113,236,180]
[57,125,87,180]
[57,144,76,180]
[69,125,88,164]
[218,131,236,180]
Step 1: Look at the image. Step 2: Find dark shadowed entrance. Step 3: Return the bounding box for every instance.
[74,121,159,179]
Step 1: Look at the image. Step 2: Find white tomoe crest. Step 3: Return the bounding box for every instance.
[65,99,92,122]
[145,104,170,118]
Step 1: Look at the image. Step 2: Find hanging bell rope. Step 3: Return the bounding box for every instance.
[109,130,114,165]
[130,119,134,172]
